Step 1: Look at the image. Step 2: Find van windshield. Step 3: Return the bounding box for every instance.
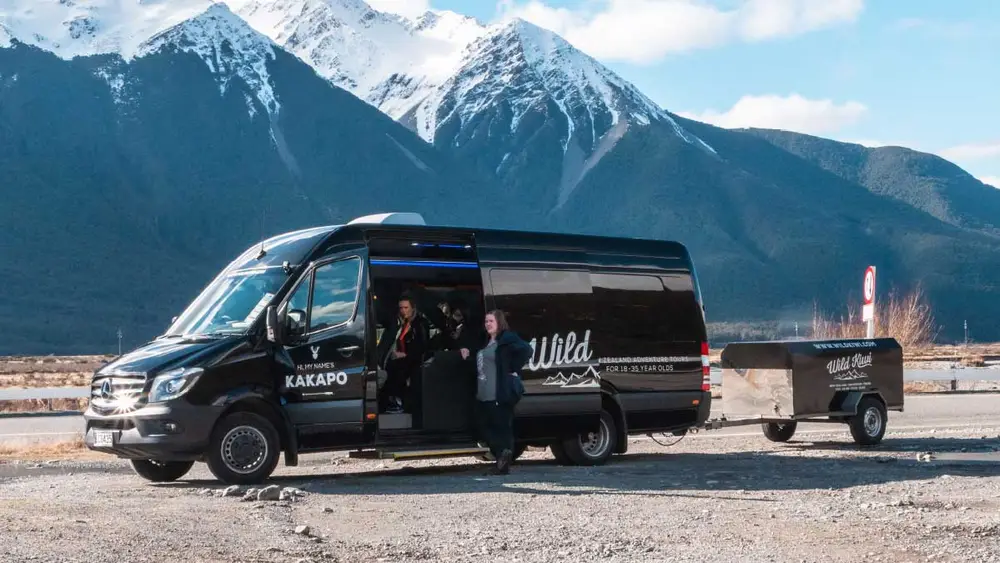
[163,226,337,338]
[165,267,289,337]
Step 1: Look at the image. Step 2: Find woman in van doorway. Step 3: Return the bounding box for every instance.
[461,310,532,475]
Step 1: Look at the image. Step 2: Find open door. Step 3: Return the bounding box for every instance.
[279,245,370,450]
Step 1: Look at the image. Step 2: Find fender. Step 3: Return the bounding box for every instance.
[211,386,299,467]
[839,391,886,415]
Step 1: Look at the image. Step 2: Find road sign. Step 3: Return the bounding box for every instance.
[863,266,876,305]
[862,266,876,336]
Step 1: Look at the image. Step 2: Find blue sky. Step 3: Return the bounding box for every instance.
[370,0,1000,187]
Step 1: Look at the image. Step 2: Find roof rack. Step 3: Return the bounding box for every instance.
[347,212,427,226]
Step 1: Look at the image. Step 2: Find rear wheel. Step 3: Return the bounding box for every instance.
[762,421,798,442]
[559,409,617,466]
[849,396,887,446]
[129,459,194,482]
[206,412,281,485]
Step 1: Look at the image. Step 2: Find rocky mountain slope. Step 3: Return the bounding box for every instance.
[0,3,500,354]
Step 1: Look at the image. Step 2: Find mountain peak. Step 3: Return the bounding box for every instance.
[139,3,281,116]
[0,0,215,59]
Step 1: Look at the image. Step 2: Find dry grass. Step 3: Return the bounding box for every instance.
[0,398,89,414]
[0,436,99,461]
[811,285,937,349]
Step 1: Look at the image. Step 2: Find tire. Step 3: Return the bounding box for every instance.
[560,409,618,466]
[206,412,282,485]
[849,396,887,446]
[129,459,194,483]
[762,421,798,442]
[549,441,573,465]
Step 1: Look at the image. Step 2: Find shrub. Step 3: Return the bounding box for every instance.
[811,285,938,348]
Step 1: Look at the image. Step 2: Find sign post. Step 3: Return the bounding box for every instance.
[862,266,876,338]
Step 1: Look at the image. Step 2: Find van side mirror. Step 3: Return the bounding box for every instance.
[287,309,307,338]
[265,306,283,346]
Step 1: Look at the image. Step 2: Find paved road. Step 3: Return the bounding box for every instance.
[2,393,999,446]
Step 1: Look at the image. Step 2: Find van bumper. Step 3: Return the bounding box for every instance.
[83,401,224,462]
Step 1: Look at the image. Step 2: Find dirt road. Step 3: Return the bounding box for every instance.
[2,422,1000,563]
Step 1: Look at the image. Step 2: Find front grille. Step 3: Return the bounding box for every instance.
[90,373,148,414]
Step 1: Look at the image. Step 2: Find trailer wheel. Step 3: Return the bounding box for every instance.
[762,421,797,442]
[560,409,617,466]
[849,396,887,446]
[207,412,281,485]
[129,459,194,483]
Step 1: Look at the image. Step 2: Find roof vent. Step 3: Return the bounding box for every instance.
[347,212,426,226]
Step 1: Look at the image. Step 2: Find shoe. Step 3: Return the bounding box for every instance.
[385,397,404,414]
[495,449,512,475]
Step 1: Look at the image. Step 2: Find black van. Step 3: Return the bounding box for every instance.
[84,213,712,484]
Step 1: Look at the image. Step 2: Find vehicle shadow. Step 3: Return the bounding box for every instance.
[159,441,1000,498]
[782,436,1000,454]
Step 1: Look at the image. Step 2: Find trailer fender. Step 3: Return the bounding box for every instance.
[601,391,628,454]
[211,388,299,467]
[839,391,886,416]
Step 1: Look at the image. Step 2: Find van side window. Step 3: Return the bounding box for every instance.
[299,257,362,333]
[489,268,594,345]
[591,273,665,345]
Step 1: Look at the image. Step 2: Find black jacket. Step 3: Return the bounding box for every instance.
[483,330,533,406]
[377,315,430,370]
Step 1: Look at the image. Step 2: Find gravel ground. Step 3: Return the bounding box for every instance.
[2,426,1000,563]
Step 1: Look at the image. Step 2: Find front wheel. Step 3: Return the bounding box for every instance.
[206,412,281,485]
[129,459,194,482]
[849,396,887,446]
[559,409,618,466]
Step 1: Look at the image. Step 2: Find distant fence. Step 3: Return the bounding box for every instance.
[1,368,998,407]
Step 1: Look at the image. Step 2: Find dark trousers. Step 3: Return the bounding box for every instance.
[475,400,514,458]
[382,361,414,409]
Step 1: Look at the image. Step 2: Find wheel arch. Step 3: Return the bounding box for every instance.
[601,390,628,455]
[211,389,298,466]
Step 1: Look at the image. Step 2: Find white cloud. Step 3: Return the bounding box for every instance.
[366,0,431,19]
[498,0,864,64]
[939,142,1000,161]
[679,93,868,135]
[980,176,1000,188]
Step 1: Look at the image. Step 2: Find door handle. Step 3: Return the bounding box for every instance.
[338,345,359,353]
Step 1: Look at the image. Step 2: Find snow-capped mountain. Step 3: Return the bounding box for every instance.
[0,0,214,59]
[138,3,281,116]
[225,0,483,96]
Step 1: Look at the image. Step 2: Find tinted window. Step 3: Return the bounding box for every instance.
[309,257,362,332]
[488,268,595,374]
[591,273,664,345]
[592,271,703,343]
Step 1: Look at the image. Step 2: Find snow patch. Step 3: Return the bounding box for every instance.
[0,23,11,48]
[94,66,128,105]
[138,4,280,117]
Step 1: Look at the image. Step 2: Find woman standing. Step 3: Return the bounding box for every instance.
[461,309,532,475]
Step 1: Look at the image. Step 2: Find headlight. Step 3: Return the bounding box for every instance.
[148,367,204,403]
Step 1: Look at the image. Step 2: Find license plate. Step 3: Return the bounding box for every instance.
[93,430,114,447]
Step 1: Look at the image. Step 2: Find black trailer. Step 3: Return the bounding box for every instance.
[692,338,904,445]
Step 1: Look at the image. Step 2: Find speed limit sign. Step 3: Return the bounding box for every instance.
[863,266,876,305]
[862,266,876,324]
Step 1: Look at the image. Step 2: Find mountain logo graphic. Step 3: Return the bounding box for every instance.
[832,369,868,381]
[543,365,601,388]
